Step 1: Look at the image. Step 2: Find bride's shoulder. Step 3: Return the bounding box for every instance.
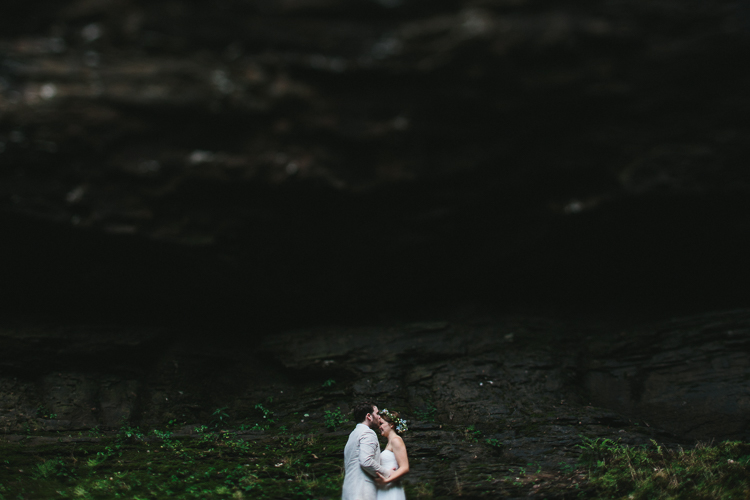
[392,434,406,449]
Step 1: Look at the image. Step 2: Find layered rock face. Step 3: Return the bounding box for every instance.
[583,310,750,440]
[1,1,750,495]
[1,311,749,496]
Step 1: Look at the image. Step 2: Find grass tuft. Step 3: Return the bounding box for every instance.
[579,436,750,499]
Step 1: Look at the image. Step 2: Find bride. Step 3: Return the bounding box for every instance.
[375,409,410,500]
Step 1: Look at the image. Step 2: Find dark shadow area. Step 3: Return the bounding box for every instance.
[2,4,750,497]
[1,0,748,335]
[2,186,749,331]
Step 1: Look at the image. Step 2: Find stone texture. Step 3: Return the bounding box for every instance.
[582,310,750,440]
[1,311,749,495]
[3,311,747,444]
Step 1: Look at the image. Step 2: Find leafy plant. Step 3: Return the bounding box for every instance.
[210,407,230,430]
[579,436,750,499]
[35,405,57,420]
[463,425,482,443]
[152,428,173,440]
[254,403,274,423]
[118,423,144,442]
[486,438,503,449]
[86,451,109,467]
[578,436,621,467]
[323,408,349,430]
[322,379,336,387]
[31,458,63,479]
[414,401,437,422]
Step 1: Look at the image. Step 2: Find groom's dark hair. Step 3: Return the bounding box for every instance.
[352,400,377,423]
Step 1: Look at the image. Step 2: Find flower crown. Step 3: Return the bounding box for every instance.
[380,409,408,434]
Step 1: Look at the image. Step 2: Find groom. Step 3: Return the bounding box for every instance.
[342,401,391,500]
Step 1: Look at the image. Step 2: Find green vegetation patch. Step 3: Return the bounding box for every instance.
[322,407,349,430]
[578,437,750,499]
[4,411,750,500]
[0,427,348,499]
[413,401,437,422]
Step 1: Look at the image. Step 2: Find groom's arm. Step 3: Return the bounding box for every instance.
[359,432,389,479]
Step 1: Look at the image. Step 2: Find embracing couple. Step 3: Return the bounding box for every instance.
[342,401,410,500]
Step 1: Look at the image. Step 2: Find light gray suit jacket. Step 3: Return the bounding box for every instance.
[342,423,388,500]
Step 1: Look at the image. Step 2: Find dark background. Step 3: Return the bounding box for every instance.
[2,0,749,331]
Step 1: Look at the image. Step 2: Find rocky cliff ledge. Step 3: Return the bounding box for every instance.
[2,310,748,497]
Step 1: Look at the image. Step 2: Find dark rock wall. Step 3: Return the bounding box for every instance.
[2,0,750,470]
[2,0,749,325]
[2,312,749,470]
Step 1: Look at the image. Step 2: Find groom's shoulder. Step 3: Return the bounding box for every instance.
[351,423,376,436]
[359,425,376,437]
[346,425,361,444]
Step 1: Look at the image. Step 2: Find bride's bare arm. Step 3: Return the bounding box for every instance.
[382,436,409,483]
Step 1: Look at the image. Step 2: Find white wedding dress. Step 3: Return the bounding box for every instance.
[376,450,406,500]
